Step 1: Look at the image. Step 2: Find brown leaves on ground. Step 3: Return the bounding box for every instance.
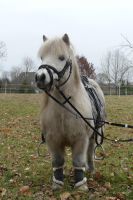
[0,95,133,199]
[106,194,126,200]
[19,185,32,196]
[0,128,12,135]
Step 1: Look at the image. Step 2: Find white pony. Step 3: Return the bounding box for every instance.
[35,34,105,191]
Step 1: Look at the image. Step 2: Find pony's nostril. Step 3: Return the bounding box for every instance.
[40,74,46,82]
[35,74,38,82]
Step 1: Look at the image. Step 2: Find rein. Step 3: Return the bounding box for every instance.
[40,86,133,144]
[54,88,133,143]
[36,60,133,158]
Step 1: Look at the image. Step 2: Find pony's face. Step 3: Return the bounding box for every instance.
[36,34,73,91]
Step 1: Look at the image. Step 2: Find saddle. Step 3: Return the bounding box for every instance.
[81,75,106,130]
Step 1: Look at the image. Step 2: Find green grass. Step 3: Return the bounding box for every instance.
[0,94,133,200]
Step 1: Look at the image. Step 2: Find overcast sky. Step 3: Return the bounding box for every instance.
[0,0,133,73]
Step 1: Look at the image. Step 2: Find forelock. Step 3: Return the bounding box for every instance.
[38,37,74,58]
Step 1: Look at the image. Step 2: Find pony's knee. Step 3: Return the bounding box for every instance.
[72,138,88,168]
[73,154,86,168]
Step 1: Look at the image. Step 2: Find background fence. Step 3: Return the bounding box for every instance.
[0,84,133,95]
[0,83,39,94]
[100,85,133,95]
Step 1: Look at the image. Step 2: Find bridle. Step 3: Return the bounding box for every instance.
[36,59,72,91]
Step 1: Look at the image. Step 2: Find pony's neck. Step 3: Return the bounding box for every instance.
[72,59,81,86]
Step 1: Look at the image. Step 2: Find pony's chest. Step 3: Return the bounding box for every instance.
[45,94,92,135]
[51,108,87,135]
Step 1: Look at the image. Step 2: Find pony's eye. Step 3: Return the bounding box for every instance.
[58,55,65,61]
[40,57,43,60]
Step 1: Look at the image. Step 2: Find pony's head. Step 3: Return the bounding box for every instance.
[35,34,79,91]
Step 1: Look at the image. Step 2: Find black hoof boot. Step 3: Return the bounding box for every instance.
[52,167,64,190]
[74,168,88,191]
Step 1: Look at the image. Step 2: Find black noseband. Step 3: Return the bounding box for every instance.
[37,59,72,91]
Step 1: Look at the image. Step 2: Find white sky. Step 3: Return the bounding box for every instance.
[0,0,133,73]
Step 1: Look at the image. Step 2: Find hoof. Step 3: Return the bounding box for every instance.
[88,167,95,174]
[52,176,64,191]
[86,164,95,174]
[52,182,63,191]
[75,182,88,192]
[74,177,88,192]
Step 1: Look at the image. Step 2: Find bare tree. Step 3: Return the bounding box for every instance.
[101,49,132,87]
[22,56,35,74]
[96,73,109,85]
[101,51,112,93]
[121,34,133,51]
[0,41,7,60]
[10,66,22,82]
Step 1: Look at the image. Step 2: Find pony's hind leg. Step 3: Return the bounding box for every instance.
[72,136,89,191]
[50,146,65,190]
[87,134,95,173]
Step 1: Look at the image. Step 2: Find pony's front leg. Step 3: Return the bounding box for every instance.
[72,136,89,191]
[50,146,65,190]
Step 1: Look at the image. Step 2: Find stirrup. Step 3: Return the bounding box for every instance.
[37,141,45,157]
[94,144,105,160]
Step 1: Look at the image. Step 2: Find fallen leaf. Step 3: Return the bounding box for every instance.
[9,179,15,183]
[105,197,117,200]
[0,166,8,176]
[110,172,114,177]
[88,179,98,188]
[74,194,81,200]
[104,182,111,190]
[116,192,126,200]
[30,154,38,160]
[88,194,98,200]
[33,191,44,200]
[19,185,31,195]
[50,197,57,200]
[60,192,71,200]
[45,189,53,196]
[24,167,30,171]
[0,188,7,197]
[94,171,103,181]
[99,186,107,193]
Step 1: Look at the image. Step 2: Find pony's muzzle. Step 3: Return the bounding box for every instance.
[35,73,47,89]
[35,68,53,91]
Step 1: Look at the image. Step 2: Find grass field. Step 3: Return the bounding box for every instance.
[0,94,133,200]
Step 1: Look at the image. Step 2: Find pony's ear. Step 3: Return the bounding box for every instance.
[43,35,47,42]
[62,33,70,45]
